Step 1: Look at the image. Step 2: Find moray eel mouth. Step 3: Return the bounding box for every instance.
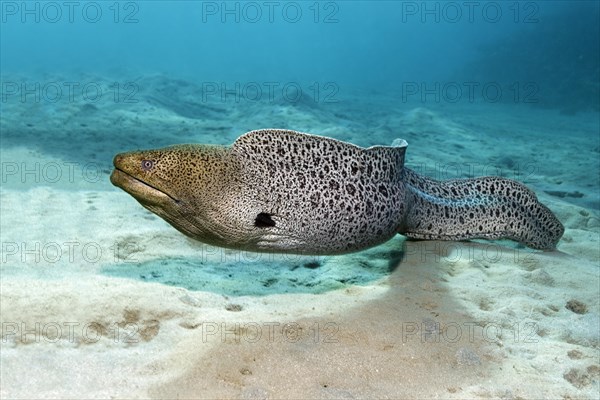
[110,165,180,206]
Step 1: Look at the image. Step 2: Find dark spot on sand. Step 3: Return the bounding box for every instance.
[564,367,595,389]
[225,303,243,312]
[567,349,584,360]
[566,299,588,314]
[262,278,277,287]
[545,190,584,199]
[304,261,321,269]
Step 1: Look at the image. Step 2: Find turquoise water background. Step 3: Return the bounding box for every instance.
[1,1,597,109]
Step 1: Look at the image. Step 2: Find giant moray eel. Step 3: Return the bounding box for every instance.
[110,129,564,255]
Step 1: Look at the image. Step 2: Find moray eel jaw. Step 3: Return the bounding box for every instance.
[110,168,177,206]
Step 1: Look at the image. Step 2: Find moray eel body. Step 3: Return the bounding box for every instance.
[110,129,564,254]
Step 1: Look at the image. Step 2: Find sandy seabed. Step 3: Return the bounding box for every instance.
[1,73,599,399]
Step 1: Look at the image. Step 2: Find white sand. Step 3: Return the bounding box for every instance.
[1,76,598,398]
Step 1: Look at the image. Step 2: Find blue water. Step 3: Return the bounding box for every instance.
[2,1,597,101]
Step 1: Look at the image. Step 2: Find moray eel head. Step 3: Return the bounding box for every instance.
[110,144,236,246]
[111,147,185,207]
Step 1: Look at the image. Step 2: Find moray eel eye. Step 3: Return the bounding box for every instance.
[141,160,155,171]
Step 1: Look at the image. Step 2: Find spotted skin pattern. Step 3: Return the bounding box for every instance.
[229,130,408,254]
[401,168,564,250]
[110,129,564,255]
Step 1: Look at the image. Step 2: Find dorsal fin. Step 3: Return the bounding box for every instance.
[233,129,363,152]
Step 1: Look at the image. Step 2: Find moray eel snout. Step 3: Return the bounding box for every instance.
[110,152,178,207]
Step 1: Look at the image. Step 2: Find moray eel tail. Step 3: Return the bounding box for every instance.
[399,168,564,250]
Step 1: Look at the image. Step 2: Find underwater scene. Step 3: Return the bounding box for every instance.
[1,1,599,398]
